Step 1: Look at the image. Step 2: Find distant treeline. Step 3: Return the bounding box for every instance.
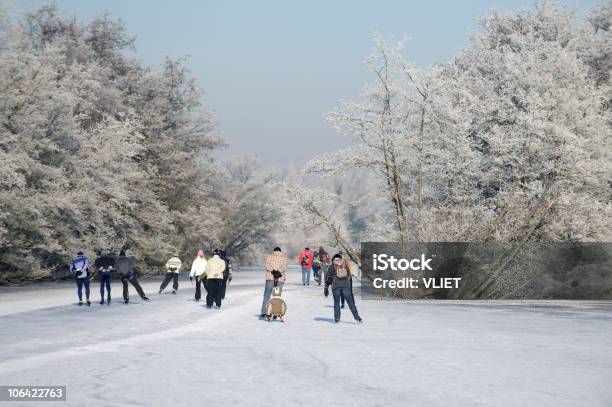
[0,5,278,284]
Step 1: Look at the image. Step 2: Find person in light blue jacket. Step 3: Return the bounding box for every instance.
[69,251,91,306]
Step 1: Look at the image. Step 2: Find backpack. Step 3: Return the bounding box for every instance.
[336,264,349,280]
[301,253,309,266]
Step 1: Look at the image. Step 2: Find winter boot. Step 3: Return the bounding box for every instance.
[172,290,176,295]
[78,301,83,306]
[124,299,129,304]
[86,300,91,306]
[100,299,105,305]
[158,289,163,294]
[107,295,111,305]
[142,296,150,301]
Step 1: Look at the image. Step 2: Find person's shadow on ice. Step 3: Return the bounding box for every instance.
[313,317,336,324]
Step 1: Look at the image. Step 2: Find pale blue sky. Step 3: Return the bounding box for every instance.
[26,0,595,167]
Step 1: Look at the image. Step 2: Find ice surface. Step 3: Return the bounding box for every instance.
[0,267,611,406]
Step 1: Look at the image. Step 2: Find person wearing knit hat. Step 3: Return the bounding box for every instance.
[94,249,116,305]
[116,249,150,304]
[189,249,208,301]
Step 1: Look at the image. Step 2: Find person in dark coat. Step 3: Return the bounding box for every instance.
[313,246,329,285]
[219,249,233,300]
[94,249,115,305]
[116,250,149,304]
[324,254,362,323]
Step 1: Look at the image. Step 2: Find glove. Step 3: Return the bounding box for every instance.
[324,286,329,297]
[228,275,232,282]
[190,276,193,282]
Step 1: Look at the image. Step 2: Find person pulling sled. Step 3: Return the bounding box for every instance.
[260,247,288,319]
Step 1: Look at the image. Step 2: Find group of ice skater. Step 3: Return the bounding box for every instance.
[68,248,232,308]
[69,249,149,306]
[68,245,362,323]
[158,249,233,308]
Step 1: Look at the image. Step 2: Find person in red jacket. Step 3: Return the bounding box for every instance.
[298,247,314,286]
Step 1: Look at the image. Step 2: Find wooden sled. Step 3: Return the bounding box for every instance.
[266,286,287,322]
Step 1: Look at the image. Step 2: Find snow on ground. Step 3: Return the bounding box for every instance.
[0,266,611,407]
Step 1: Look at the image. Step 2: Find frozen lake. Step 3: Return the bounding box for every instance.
[0,267,611,406]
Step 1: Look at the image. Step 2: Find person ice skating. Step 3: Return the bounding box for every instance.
[69,251,91,306]
[116,250,149,304]
[339,256,355,309]
[204,249,226,308]
[94,249,115,305]
[159,255,182,294]
[340,275,354,309]
[318,246,329,261]
[298,247,314,286]
[260,247,288,318]
[313,246,329,285]
[189,250,207,301]
[312,249,320,281]
[324,254,362,323]
[219,249,233,300]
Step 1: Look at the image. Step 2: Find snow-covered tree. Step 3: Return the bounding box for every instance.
[0,4,275,282]
[298,1,611,263]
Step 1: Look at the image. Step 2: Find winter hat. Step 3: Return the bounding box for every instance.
[273,247,281,252]
[332,254,343,266]
[213,249,220,255]
[77,251,84,256]
[197,250,204,257]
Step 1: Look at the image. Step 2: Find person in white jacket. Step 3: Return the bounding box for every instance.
[159,255,182,294]
[204,249,226,309]
[189,250,208,302]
